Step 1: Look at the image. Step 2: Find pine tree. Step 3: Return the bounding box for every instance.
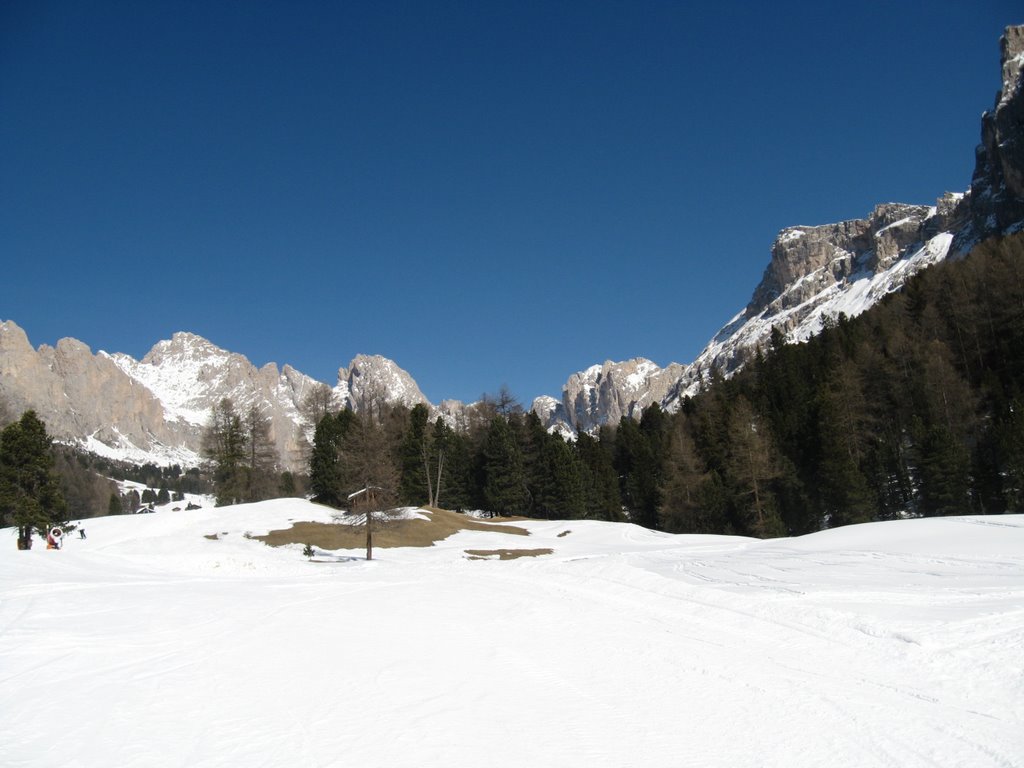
[725,396,785,537]
[202,398,246,505]
[398,403,431,506]
[576,430,623,521]
[659,416,714,533]
[816,359,876,526]
[0,410,67,548]
[309,410,355,508]
[433,418,470,510]
[613,408,664,529]
[482,417,528,516]
[534,434,586,519]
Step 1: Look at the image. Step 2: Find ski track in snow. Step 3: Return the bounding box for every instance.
[2,504,1022,768]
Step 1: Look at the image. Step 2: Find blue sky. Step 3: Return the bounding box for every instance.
[1,2,1018,404]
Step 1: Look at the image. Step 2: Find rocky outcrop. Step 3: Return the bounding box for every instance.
[534,358,685,434]
[538,24,1024,433]
[0,322,433,471]
[0,321,186,464]
[673,203,957,395]
[6,28,1024,453]
[334,354,429,414]
[962,25,1024,244]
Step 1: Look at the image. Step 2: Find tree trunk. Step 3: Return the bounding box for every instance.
[365,489,374,561]
[432,451,445,507]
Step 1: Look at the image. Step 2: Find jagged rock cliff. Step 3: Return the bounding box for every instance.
[0,322,429,471]
[538,24,1024,433]
[539,359,685,435]
[4,27,1023,455]
[334,354,429,414]
[963,24,1024,244]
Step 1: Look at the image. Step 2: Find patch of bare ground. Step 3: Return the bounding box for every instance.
[464,548,554,560]
[252,507,529,550]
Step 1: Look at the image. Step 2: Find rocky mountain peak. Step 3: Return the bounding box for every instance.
[967,24,1024,240]
[542,357,685,434]
[336,354,429,413]
[537,24,1024,434]
[1000,25,1024,107]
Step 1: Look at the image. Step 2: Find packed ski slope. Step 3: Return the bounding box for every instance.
[3,501,1022,768]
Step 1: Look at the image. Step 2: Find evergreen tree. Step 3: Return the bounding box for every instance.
[816,359,876,526]
[309,410,355,508]
[398,403,431,506]
[519,411,550,516]
[724,396,785,537]
[125,489,141,513]
[0,410,67,548]
[659,416,715,533]
[482,417,529,515]
[576,430,623,521]
[614,407,664,529]
[534,433,586,519]
[433,417,471,510]
[202,398,246,505]
[279,471,298,497]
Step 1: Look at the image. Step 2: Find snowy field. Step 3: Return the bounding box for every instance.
[2,501,1022,768]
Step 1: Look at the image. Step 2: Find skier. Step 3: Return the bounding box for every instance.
[79,528,87,539]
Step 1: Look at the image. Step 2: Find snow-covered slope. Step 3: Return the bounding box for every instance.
[665,210,960,403]
[2,505,1021,767]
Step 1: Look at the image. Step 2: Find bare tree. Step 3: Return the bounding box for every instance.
[341,409,399,560]
[242,403,279,502]
[296,382,340,461]
[0,395,13,428]
[202,399,280,505]
[300,382,338,429]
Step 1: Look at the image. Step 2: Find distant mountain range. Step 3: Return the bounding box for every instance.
[2,25,1022,471]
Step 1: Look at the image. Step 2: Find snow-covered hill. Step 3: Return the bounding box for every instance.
[2,504,1021,767]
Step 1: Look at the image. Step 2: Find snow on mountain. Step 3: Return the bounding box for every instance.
[537,25,1024,433]
[109,332,248,426]
[335,353,430,413]
[4,26,1023,456]
[667,219,958,403]
[2,506,1021,766]
[0,322,429,471]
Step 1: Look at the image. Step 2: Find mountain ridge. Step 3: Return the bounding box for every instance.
[2,24,1022,467]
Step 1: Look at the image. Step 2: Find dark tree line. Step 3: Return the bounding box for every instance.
[653,231,1024,536]
[310,400,624,521]
[202,398,298,506]
[308,233,1024,537]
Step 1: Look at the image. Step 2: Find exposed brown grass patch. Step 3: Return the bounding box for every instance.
[557,530,571,538]
[464,548,554,560]
[253,507,528,550]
